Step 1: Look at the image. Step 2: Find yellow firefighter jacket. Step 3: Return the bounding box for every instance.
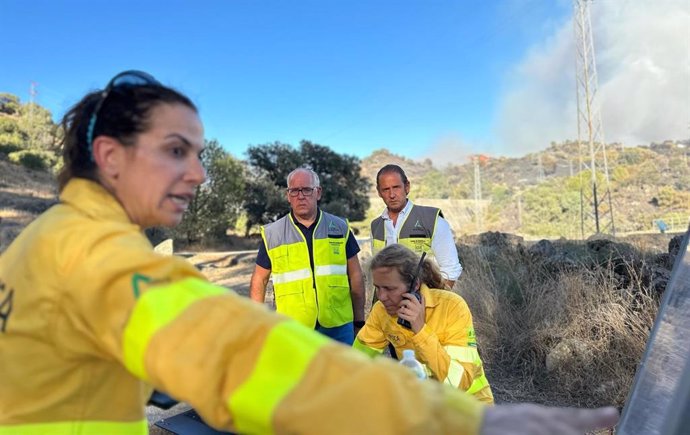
[354,285,494,404]
[0,179,485,435]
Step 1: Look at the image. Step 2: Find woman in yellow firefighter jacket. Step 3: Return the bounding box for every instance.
[0,70,620,435]
[354,244,494,404]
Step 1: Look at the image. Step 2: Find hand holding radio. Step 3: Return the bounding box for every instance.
[397,292,425,333]
[397,252,427,332]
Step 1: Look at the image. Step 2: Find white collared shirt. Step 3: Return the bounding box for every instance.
[376,200,463,280]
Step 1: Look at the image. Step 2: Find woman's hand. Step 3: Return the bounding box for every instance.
[397,292,425,334]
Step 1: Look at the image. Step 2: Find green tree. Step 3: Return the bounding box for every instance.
[173,140,246,245]
[16,103,57,151]
[0,94,21,115]
[243,140,370,233]
[299,140,370,220]
[0,94,60,169]
[242,176,286,235]
[658,186,690,210]
[412,169,451,199]
[241,141,298,234]
[0,116,25,151]
[521,179,581,238]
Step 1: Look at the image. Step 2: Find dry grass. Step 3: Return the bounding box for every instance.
[0,160,58,252]
[457,241,659,408]
[0,209,39,252]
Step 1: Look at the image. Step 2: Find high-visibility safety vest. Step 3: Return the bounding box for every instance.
[371,204,442,257]
[261,211,353,329]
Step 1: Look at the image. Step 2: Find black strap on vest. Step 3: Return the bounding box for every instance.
[388,343,398,360]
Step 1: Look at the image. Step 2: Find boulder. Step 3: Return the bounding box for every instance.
[545,338,592,373]
[153,239,174,255]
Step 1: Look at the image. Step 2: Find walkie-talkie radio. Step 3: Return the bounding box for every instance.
[398,252,426,330]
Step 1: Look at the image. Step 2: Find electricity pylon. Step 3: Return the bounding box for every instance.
[472,155,489,234]
[537,154,545,183]
[28,82,37,148]
[473,156,482,233]
[573,0,615,238]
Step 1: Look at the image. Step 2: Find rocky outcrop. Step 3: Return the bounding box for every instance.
[459,231,684,296]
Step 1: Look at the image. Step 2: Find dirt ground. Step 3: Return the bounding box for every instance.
[187,251,257,297]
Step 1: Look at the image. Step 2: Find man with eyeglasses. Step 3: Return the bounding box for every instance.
[250,167,366,344]
[372,164,462,289]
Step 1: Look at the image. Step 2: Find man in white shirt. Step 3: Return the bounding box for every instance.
[370,164,462,289]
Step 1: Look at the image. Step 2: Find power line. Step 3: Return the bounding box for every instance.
[28,82,37,148]
[472,155,490,233]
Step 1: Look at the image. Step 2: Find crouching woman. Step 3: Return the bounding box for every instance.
[354,244,494,404]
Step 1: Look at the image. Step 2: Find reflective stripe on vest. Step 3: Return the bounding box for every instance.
[272,268,311,285]
[122,277,227,381]
[443,345,491,396]
[262,211,352,328]
[228,320,329,435]
[371,204,441,257]
[0,419,147,435]
[314,264,347,276]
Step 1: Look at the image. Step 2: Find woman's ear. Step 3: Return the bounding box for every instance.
[92,136,124,179]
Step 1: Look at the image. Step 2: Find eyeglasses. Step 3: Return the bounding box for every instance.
[287,187,318,197]
[86,70,161,158]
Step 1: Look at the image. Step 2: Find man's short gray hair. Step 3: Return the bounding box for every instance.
[287,167,320,188]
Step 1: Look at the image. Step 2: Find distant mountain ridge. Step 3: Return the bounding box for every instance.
[360,140,690,237]
[1,125,688,243]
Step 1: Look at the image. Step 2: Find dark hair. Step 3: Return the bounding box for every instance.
[369,244,446,289]
[57,83,197,191]
[376,164,409,189]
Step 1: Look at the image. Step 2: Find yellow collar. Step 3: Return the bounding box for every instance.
[418,284,440,308]
[60,178,133,226]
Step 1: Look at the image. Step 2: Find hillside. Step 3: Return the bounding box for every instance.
[360,141,690,237]
[1,139,688,251]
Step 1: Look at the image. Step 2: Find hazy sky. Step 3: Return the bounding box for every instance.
[1,0,687,164]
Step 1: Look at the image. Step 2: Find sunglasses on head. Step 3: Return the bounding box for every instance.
[85,70,161,158]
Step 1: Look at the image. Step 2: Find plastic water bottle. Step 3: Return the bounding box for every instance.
[399,349,427,380]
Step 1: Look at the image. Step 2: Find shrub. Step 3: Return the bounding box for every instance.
[0,143,22,155]
[456,239,658,407]
[8,150,55,171]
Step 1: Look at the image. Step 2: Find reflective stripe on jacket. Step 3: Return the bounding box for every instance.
[353,285,494,404]
[0,179,199,433]
[261,211,352,328]
[0,179,486,434]
[371,204,442,257]
[0,421,148,435]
